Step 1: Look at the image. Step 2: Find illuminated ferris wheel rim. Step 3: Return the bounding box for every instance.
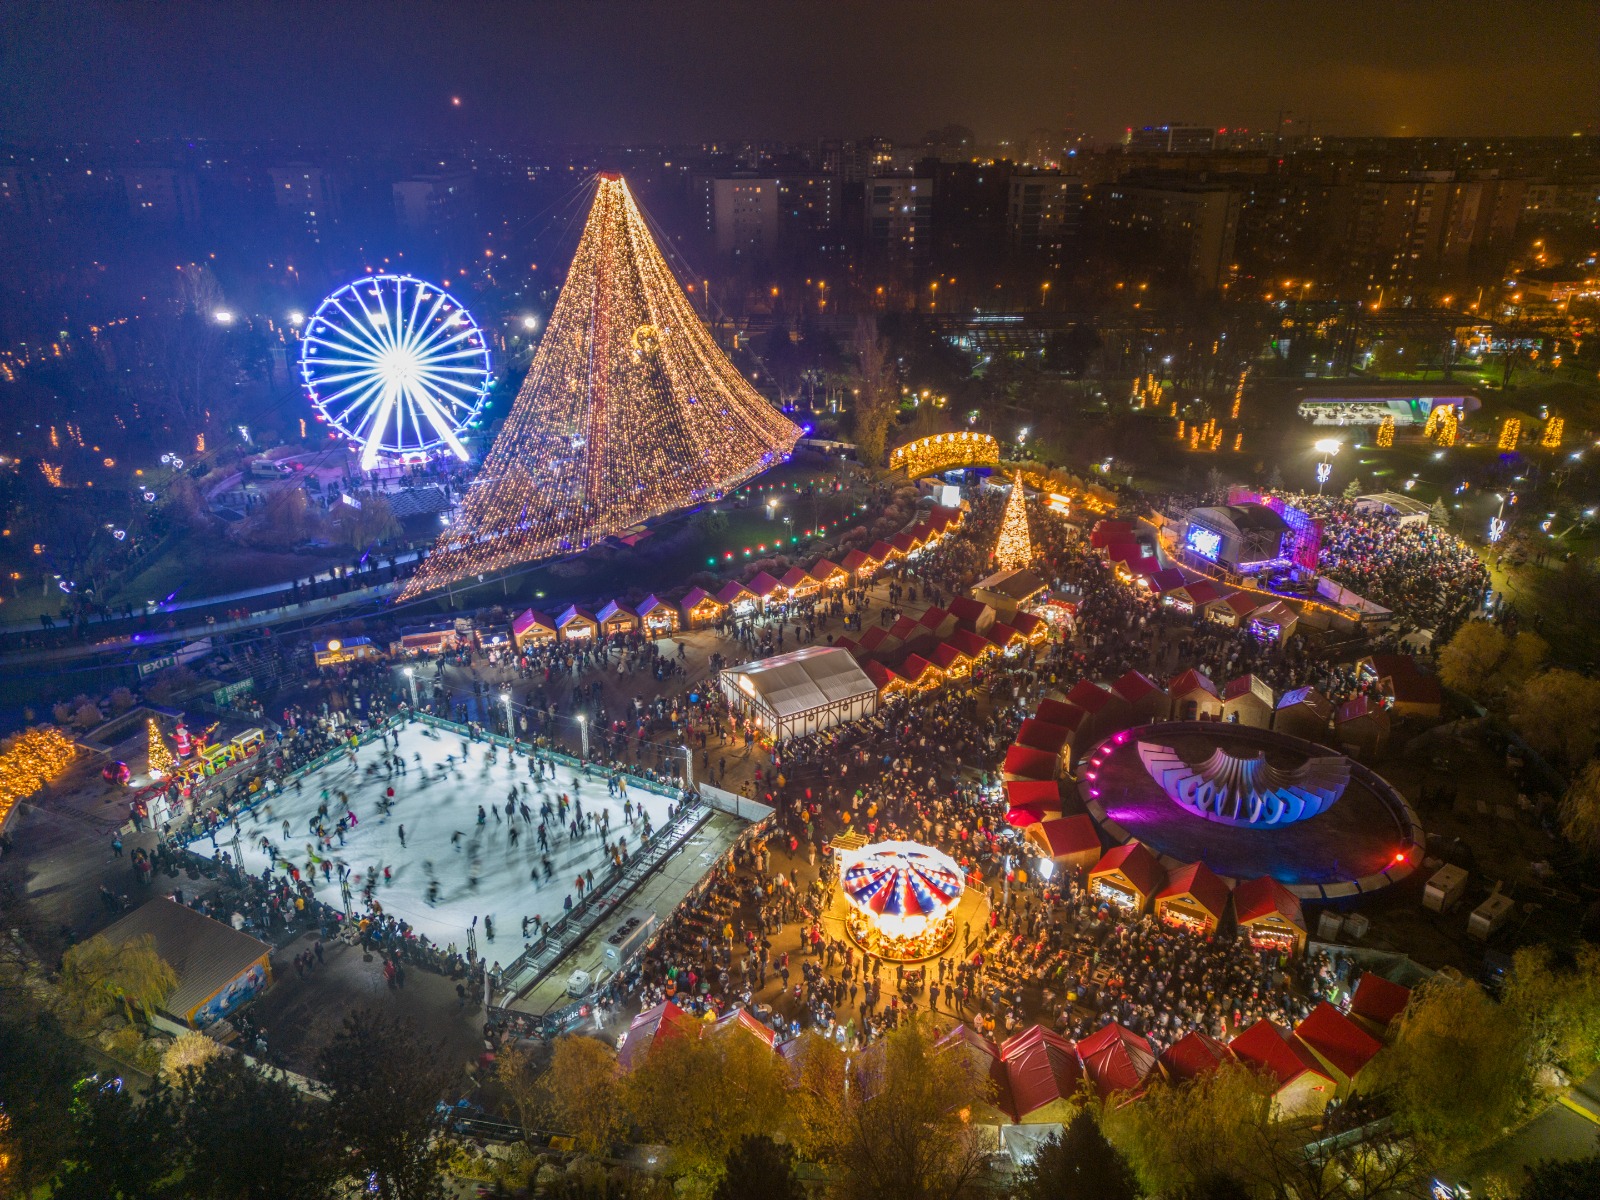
[298,273,492,468]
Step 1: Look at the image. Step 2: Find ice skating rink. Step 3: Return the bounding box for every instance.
[193,724,676,950]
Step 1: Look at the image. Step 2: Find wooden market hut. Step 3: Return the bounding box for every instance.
[511,608,557,650]
[1246,599,1299,645]
[746,570,783,607]
[555,605,599,642]
[1209,590,1261,629]
[1065,680,1131,745]
[1169,668,1224,721]
[861,658,908,697]
[1273,686,1334,742]
[1348,972,1412,1040]
[1163,578,1223,617]
[1088,841,1166,913]
[596,599,639,638]
[635,595,679,635]
[929,642,974,680]
[897,653,945,692]
[1335,695,1391,759]
[714,579,760,617]
[617,1000,700,1071]
[809,558,849,590]
[1229,1019,1335,1118]
[1232,876,1308,956]
[1002,743,1061,782]
[777,565,822,602]
[1293,1002,1385,1097]
[840,547,879,582]
[1154,861,1230,936]
[917,605,959,639]
[868,539,902,565]
[1028,813,1102,872]
[1220,674,1276,728]
[1015,718,1072,770]
[679,587,727,629]
[948,594,997,636]
[950,627,999,663]
[1110,670,1170,723]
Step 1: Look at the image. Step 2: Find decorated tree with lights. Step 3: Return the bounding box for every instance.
[993,471,1033,570]
[146,718,175,779]
[401,174,799,599]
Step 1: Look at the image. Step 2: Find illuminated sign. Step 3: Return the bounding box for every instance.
[1186,525,1223,561]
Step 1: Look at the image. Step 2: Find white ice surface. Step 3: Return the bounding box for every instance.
[192,725,675,952]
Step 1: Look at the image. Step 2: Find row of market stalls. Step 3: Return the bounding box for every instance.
[619,964,1411,1127]
[835,586,1053,697]
[1089,517,1303,645]
[507,505,965,650]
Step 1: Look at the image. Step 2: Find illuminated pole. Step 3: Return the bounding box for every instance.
[502,687,514,740]
[404,666,418,710]
[1314,438,1341,495]
[577,713,588,760]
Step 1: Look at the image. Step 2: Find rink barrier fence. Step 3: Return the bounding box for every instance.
[489,809,777,1040]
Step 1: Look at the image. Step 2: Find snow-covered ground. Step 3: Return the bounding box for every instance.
[192,724,676,951]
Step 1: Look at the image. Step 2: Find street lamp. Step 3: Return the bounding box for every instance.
[521,315,537,331]
[288,311,305,326]
[1314,438,1342,494]
[576,713,588,760]
[404,666,418,709]
[501,686,514,740]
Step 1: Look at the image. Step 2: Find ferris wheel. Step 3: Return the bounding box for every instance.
[298,274,492,468]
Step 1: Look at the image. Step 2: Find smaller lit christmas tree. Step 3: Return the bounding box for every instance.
[147,718,175,779]
[993,471,1033,570]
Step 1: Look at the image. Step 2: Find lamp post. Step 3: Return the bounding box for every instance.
[404,666,418,710]
[1314,438,1342,494]
[577,713,588,760]
[501,686,514,740]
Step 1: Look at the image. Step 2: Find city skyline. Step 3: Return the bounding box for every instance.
[2,1,1596,146]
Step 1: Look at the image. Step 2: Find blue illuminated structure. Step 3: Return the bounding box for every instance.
[1186,525,1223,561]
[299,274,492,469]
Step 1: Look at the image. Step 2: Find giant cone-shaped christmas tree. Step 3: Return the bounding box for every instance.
[992,471,1033,570]
[401,175,800,599]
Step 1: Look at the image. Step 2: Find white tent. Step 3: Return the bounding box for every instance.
[720,646,879,742]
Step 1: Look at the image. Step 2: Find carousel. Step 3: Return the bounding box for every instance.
[839,841,966,962]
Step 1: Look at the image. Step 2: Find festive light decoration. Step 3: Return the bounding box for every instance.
[401,175,799,599]
[1230,368,1247,420]
[993,470,1034,570]
[195,433,205,453]
[1376,415,1395,448]
[1423,404,1458,447]
[889,431,999,477]
[146,718,175,779]
[1233,431,1243,452]
[40,463,62,487]
[1541,416,1564,449]
[1498,417,1522,451]
[0,727,77,829]
[299,273,492,468]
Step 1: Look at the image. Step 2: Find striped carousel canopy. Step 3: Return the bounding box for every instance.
[840,841,965,924]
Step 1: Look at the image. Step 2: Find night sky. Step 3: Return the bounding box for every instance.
[2,0,1595,143]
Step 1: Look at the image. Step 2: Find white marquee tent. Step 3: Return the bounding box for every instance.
[720,646,879,743]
